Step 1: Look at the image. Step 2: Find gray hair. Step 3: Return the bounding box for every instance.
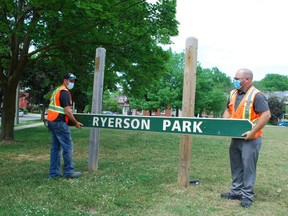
[238,68,253,80]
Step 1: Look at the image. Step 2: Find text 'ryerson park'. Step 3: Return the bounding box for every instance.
[92,117,203,133]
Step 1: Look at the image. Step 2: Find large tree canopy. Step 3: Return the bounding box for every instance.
[0,0,178,141]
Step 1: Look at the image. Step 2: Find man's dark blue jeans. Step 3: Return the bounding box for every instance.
[48,121,74,178]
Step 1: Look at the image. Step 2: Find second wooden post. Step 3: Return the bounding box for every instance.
[177,37,198,187]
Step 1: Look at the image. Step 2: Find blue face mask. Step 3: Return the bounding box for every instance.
[233,80,241,89]
[67,82,74,90]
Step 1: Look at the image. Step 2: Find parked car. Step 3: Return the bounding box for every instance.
[277,121,288,127]
[102,111,114,115]
[18,109,24,117]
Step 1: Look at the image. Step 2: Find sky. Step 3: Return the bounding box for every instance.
[162,0,288,81]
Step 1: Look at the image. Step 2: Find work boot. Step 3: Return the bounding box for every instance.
[220,192,242,200]
[241,197,253,208]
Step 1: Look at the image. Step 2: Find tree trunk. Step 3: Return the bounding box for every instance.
[0,25,31,141]
[0,81,18,141]
[176,109,179,117]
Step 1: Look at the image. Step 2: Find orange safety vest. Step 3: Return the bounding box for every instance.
[46,85,72,124]
[228,86,262,139]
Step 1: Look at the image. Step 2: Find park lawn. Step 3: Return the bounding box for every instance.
[0,126,287,215]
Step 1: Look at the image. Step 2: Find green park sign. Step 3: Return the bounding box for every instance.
[74,114,253,138]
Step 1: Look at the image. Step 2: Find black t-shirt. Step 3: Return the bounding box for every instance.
[55,91,71,122]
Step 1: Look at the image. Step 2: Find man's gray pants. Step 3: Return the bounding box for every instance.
[229,137,262,200]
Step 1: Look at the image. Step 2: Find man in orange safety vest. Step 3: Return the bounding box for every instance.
[221,68,271,208]
[47,73,83,179]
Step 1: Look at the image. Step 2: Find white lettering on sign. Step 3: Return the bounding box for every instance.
[182,121,191,132]
[124,118,130,128]
[92,117,150,130]
[131,119,140,129]
[142,119,150,129]
[101,117,107,127]
[115,118,122,128]
[163,120,171,130]
[162,120,203,133]
[108,118,114,127]
[193,121,203,133]
[171,121,181,131]
[93,117,99,126]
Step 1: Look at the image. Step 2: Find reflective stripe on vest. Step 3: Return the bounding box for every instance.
[48,104,65,114]
[48,86,66,114]
[243,87,258,120]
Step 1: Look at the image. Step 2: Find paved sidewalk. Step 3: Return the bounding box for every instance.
[14,122,45,130]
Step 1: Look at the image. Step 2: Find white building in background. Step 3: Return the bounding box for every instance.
[117,96,129,115]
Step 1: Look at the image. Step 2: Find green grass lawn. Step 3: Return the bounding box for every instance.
[0,126,287,215]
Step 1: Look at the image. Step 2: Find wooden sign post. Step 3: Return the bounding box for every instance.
[88,48,106,172]
[177,37,198,188]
